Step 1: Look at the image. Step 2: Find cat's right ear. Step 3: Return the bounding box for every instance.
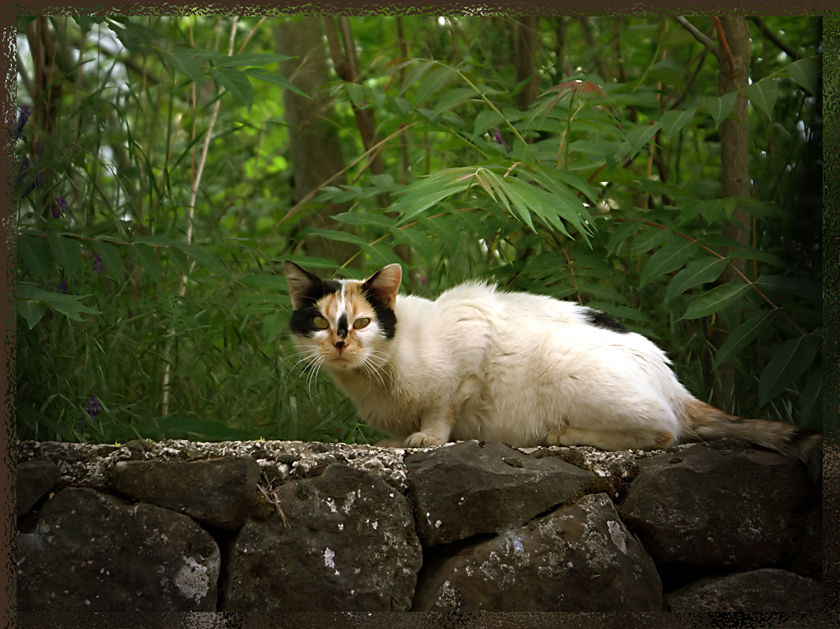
[363,264,402,310]
[284,261,317,310]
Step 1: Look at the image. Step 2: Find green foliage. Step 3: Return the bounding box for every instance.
[16,16,822,444]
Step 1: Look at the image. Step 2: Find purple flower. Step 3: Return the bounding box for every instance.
[57,278,68,293]
[85,394,102,420]
[52,196,68,218]
[493,127,507,151]
[16,105,31,140]
[92,251,104,273]
[75,394,101,431]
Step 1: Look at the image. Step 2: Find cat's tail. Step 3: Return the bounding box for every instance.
[680,397,822,482]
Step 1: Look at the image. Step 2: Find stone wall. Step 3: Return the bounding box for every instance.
[16,438,822,613]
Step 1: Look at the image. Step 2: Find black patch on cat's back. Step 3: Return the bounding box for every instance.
[585,309,630,334]
[289,277,342,337]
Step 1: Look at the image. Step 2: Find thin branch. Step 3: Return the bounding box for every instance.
[749,17,800,60]
[674,16,717,56]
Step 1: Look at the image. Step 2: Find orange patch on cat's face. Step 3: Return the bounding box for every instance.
[313,281,377,369]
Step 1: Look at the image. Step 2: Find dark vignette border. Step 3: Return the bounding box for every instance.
[4,3,836,629]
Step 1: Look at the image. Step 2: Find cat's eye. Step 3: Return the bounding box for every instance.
[313,316,329,330]
[353,317,371,329]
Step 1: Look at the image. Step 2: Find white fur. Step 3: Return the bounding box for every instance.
[292,272,695,450]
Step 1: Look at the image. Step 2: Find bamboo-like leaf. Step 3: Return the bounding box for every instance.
[665,256,729,302]
[244,68,309,99]
[263,311,286,344]
[178,244,227,275]
[241,274,288,291]
[209,67,253,107]
[130,243,159,278]
[472,110,505,139]
[712,309,778,368]
[799,366,823,429]
[17,284,101,322]
[390,226,435,263]
[758,337,818,407]
[433,87,477,116]
[160,50,204,83]
[18,234,51,282]
[415,65,456,107]
[680,281,750,320]
[48,233,81,278]
[639,238,696,287]
[91,239,124,281]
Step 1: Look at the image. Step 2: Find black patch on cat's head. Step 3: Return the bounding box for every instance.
[285,263,342,337]
[336,313,349,339]
[585,309,630,334]
[362,288,397,340]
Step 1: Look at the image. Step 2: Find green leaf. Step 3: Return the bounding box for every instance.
[244,68,309,99]
[209,67,253,107]
[759,337,818,407]
[130,243,159,278]
[786,56,820,95]
[799,366,822,429]
[298,227,368,247]
[659,107,697,141]
[160,50,204,83]
[90,240,124,282]
[745,79,779,117]
[390,226,435,263]
[472,110,505,139]
[17,284,101,322]
[629,227,668,256]
[712,309,778,368]
[665,256,729,302]
[48,233,81,278]
[415,65,456,107]
[753,274,821,302]
[701,92,738,128]
[217,53,293,67]
[680,281,750,320]
[263,311,286,344]
[639,238,697,287]
[17,300,46,329]
[18,234,51,282]
[433,87,476,116]
[241,274,288,291]
[178,244,227,275]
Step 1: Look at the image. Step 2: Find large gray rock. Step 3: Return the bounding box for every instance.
[222,463,422,612]
[667,568,822,612]
[405,441,598,546]
[619,442,814,569]
[413,492,663,611]
[17,487,220,611]
[17,459,61,516]
[111,456,259,530]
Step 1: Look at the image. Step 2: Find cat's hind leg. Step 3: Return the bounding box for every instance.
[544,426,674,451]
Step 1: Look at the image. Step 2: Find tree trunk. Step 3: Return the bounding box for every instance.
[514,17,539,111]
[273,18,357,267]
[711,17,751,411]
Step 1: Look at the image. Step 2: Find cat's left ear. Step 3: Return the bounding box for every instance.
[362,264,402,309]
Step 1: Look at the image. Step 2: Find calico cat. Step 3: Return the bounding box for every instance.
[284,261,821,476]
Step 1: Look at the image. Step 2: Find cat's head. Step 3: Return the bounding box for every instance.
[283,261,402,372]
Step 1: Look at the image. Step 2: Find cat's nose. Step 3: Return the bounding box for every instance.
[335,340,345,350]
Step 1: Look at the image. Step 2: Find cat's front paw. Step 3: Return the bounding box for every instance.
[404,432,446,448]
[544,427,572,446]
